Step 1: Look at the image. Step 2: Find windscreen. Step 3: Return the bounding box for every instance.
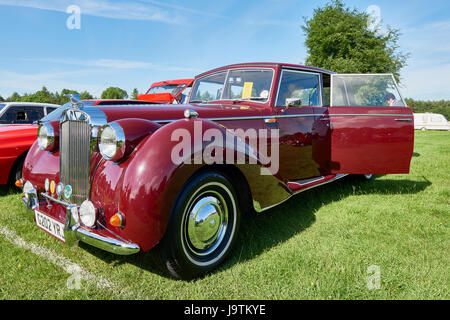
[147,84,180,94]
[331,74,405,107]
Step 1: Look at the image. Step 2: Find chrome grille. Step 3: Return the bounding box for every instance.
[60,120,91,205]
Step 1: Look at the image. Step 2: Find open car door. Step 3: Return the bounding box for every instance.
[326,74,414,174]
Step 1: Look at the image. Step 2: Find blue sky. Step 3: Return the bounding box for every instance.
[0,0,449,100]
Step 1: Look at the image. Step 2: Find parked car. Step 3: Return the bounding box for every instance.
[413,113,450,131]
[20,63,414,279]
[0,102,59,125]
[0,102,60,185]
[138,79,194,104]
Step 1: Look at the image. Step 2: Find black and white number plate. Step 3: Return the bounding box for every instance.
[34,210,66,242]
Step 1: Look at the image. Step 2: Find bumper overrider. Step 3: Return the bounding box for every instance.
[21,185,140,256]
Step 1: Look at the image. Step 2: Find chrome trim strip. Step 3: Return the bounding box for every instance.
[42,192,71,206]
[152,113,412,123]
[289,176,325,186]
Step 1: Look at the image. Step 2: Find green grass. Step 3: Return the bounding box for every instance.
[0,130,448,299]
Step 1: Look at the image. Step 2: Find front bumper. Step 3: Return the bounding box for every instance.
[22,189,140,256]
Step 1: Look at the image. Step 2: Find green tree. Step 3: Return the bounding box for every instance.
[101,87,128,100]
[131,88,139,100]
[302,0,408,81]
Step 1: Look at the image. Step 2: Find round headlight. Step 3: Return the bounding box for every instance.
[37,123,55,151]
[79,200,97,228]
[23,181,34,200]
[99,123,125,161]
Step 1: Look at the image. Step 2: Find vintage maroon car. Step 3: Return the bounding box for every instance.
[20,63,414,279]
[138,79,194,104]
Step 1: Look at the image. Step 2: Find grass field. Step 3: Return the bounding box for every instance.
[0,130,448,300]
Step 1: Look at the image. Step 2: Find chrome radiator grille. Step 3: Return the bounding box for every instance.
[60,120,91,205]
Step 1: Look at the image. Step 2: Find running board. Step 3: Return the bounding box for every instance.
[257,174,348,213]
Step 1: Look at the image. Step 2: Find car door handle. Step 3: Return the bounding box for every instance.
[395,118,412,122]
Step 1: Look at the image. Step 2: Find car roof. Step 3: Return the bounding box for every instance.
[1,102,60,107]
[195,62,334,78]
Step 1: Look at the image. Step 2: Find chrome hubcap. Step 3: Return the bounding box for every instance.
[185,192,228,256]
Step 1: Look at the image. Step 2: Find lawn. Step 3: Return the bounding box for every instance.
[0,130,448,300]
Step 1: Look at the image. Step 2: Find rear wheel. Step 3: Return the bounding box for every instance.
[8,155,25,187]
[156,171,241,280]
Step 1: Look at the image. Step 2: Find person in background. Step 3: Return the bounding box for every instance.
[384,92,404,106]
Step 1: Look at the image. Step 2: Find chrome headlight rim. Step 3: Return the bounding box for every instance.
[98,122,126,162]
[37,122,56,151]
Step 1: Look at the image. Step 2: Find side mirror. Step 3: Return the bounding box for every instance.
[285,98,302,107]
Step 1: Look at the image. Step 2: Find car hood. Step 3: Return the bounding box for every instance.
[96,103,265,123]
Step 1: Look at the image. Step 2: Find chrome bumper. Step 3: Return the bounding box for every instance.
[22,190,140,256]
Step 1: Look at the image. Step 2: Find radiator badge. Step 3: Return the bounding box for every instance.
[64,185,73,200]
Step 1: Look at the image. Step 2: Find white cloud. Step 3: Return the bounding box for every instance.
[0,69,106,97]
[19,57,201,73]
[0,0,184,24]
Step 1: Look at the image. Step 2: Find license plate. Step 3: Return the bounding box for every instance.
[35,210,66,242]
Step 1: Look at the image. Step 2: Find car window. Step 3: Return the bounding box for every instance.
[190,72,227,102]
[330,74,406,107]
[147,84,179,94]
[26,107,45,122]
[276,70,321,107]
[46,107,57,115]
[0,106,42,124]
[222,69,273,102]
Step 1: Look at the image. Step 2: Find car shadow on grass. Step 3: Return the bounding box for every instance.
[77,175,432,280]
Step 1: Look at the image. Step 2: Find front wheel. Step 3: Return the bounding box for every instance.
[156,171,241,280]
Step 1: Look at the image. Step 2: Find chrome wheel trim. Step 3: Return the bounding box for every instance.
[180,181,237,267]
[364,174,373,180]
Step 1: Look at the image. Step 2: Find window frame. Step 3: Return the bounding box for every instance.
[189,67,276,105]
[274,69,324,108]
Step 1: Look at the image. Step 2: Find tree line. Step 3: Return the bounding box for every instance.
[0,86,140,105]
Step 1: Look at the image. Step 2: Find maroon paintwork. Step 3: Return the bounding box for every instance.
[22,62,414,253]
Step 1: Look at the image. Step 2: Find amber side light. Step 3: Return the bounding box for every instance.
[15,179,23,188]
[109,213,124,228]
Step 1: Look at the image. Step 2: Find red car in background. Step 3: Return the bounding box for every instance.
[0,102,59,185]
[138,79,193,104]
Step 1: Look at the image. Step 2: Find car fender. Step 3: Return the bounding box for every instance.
[92,118,289,251]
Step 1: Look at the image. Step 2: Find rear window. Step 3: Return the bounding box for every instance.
[331,74,406,107]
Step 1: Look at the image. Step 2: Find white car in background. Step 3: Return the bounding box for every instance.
[0,102,60,124]
[413,113,450,131]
